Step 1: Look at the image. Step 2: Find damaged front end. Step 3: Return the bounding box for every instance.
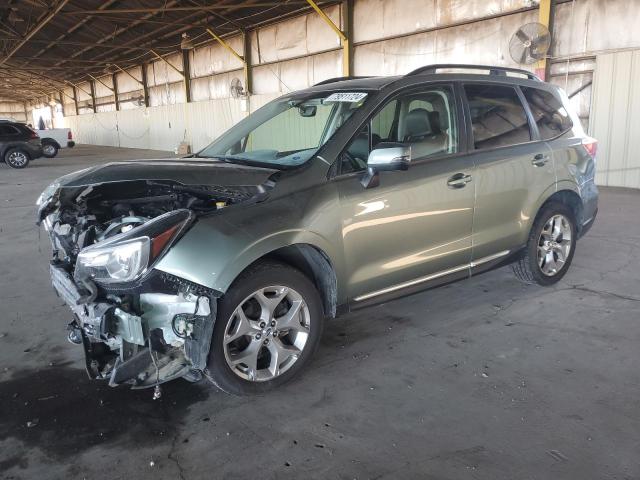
[37,174,265,389]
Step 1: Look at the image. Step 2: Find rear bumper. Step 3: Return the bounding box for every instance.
[25,144,43,160]
[579,179,599,237]
[66,141,75,148]
[580,208,597,238]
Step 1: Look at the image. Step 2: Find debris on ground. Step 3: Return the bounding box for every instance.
[26,419,39,428]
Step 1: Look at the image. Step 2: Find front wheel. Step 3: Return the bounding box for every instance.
[205,261,324,395]
[512,202,577,286]
[5,148,30,168]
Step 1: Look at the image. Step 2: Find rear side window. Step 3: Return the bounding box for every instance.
[464,84,531,149]
[0,125,19,136]
[521,86,573,139]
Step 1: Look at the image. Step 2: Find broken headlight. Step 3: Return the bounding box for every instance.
[75,209,193,285]
[36,181,60,207]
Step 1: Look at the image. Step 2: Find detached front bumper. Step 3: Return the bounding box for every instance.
[50,263,217,388]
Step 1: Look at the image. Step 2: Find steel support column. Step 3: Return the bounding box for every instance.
[243,31,252,95]
[89,80,97,113]
[205,27,250,95]
[536,0,553,81]
[306,0,351,76]
[72,86,79,115]
[141,63,150,107]
[182,50,192,103]
[112,73,120,111]
[58,91,65,116]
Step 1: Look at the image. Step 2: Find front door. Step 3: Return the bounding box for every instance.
[336,85,475,302]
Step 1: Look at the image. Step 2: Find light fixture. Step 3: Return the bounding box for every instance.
[180,33,195,50]
[8,9,23,23]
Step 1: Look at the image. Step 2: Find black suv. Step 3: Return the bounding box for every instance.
[0,121,43,168]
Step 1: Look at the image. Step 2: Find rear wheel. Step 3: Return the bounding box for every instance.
[512,202,577,285]
[42,142,59,158]
[205,261,324,395]
[5,148,30,169]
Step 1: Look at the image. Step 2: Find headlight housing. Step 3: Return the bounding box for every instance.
[75,209,193,286]
[36,181,59,207]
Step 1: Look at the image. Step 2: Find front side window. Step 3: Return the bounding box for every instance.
[199,91,369,168]
[340,86,458,174]
[464,84,531,149]
[521,86,573,140]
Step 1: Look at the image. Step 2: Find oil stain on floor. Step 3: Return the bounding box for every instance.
[0,366,209,461]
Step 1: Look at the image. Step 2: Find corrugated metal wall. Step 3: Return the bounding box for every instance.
[47,0,640,191]
[0,102,27,122]
[64,97,245,152]
[590,50,640,189]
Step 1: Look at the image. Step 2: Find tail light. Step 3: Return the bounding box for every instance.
[582,137,597,157]
[29,131,39,139]
[68,130,73,140]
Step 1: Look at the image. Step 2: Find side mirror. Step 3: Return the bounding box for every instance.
[361,143,411,188]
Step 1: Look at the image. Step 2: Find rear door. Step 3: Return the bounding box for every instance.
[462,82,555,265]
[336,84,475,302]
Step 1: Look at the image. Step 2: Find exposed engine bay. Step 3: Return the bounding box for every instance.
[38,178,266,391]
[42,180,255,263]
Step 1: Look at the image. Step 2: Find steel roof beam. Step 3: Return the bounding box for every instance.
[59,3,304,15]
[0,0,69,67]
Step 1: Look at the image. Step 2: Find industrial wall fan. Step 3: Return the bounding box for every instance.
[509,22,551,64]
[230,77,246,98]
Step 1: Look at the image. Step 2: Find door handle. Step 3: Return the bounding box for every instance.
[447,173,472,189]
[532,153,550,167]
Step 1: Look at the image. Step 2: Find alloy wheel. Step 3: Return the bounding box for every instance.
[537,214,572,276]
[223,285,311,382]
[7,151,28,167]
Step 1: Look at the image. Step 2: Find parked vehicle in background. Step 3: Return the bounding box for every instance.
[0,120,42,168]
[36,64,598,395]
[36,128,75,158]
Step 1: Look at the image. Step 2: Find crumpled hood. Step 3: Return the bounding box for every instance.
[56,158,278,188]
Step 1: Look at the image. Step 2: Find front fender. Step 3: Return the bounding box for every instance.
[154,210,340,294]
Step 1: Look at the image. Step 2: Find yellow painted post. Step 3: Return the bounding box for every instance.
[205,27,250,95]
[306,0,350,76]
[536,0,552,81]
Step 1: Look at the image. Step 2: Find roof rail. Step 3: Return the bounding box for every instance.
[314,76,371,86]
[406,64,540,81]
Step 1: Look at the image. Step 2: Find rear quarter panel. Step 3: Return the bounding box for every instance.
[549,132,598,225]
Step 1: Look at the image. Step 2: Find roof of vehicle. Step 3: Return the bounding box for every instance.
[304,64,546,93]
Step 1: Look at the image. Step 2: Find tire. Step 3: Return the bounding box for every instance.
[205,260,324,395]
[4,148,30,169]
[42,142,59,158]
[512,202,577,286]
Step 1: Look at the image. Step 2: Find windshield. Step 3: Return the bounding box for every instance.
[198,91,369,168]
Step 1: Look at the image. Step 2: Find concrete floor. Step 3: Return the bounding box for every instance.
[1,145,639,480]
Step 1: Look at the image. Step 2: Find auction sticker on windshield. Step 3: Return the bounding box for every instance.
[324,92,368,103]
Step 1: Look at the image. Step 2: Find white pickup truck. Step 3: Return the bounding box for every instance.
[35,128,75,157]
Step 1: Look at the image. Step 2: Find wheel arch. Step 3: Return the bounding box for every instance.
[537,188,584,234]
[234,243,338,318]
[4,145,31,160]
[42,138,61,149]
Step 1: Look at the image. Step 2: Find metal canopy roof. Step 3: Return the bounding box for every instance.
[0,0,334,102]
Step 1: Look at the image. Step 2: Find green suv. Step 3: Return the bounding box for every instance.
[37,64,598,394]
